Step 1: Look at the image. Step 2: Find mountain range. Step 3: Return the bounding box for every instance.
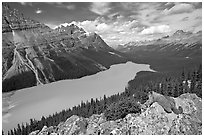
[2,3,127,92]
[117,29,202,58]
[2,3,202,92]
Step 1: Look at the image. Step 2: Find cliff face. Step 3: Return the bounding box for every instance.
[30,93,202,135]
[2,3,127,92]
[2,3,50,33]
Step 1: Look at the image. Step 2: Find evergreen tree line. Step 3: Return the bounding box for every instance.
[6,93,122,135]
[4,64,201,135]
[125,64,202,102]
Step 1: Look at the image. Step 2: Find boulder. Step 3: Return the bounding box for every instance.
[37,126,57,135]
[86,113,106,135]
[57,115,87,135]
[86,122,100,135]
[29,130,40,135]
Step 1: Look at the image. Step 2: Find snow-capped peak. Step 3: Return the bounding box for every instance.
[54,22,79,29]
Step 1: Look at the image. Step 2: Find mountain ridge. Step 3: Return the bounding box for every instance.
[116,29,202,58]
[2,3,127,92]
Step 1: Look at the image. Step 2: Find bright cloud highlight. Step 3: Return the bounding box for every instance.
[90,2,111,15]
[140,25,171,35]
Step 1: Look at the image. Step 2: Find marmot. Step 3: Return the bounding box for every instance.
[144,91,183,114]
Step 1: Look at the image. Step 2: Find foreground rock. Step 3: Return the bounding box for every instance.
[30,93,202,135]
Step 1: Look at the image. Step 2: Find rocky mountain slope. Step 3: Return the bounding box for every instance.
[117,30,202,58]
[2,3,127,92]
[29,93,202,135]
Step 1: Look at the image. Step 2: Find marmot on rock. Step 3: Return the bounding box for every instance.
[144,91,183,114]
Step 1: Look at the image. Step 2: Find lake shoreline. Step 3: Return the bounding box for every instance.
[2,61,154,132]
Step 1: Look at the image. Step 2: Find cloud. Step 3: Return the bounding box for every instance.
[96,23,110,32]
[68,18,148,47]
[44,2,201,47]
[125,2,201,34]
[69,19,110,33]
[19,2,33,6]
[35,9,42,14]
[20,2,26,5]
[163,3,194,15]
[108,12,121,20]
[90,2,111,15]
[140,25,171,35]
[66,5,76,10]
[70,20,98,33]
[70,18,139,34]
[55,3,76,10]
[157,8,202,33]
[120,2,141,11]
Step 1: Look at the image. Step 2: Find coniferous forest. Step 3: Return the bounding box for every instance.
[5,64,202,135]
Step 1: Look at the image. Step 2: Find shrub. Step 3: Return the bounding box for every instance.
[104,97,141,121]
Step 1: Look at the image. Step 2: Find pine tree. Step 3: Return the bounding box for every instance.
[103,95,107,110]
[14,128,17,135]
[190,71,196,93]
[196,64,202,81]
[174,83,179,97]
[10,129,14,135]
[181,68,185,81]
[17,123,22,134]
[178,81,184,95]
[183,79,189,93]
[21,123,26,135]
[25,123,31,134]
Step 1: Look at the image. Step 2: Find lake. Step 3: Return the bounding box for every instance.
[2,61,154,132]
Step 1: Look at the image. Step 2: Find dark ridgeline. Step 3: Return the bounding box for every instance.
[6,64,202,135]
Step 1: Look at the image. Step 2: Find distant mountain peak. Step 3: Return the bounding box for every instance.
[54,23,81,30]
[174,30,185,34]
[173,30,192,36]
[54,23,86,36]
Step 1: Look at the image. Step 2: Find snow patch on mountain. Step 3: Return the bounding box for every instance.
[109,52,122,57]
[95,63,107,70]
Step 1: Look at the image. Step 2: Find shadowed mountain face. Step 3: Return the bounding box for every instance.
[2,3,127,92]
[117,30,202,58]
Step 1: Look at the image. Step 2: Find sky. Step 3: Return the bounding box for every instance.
[6,2,202,47]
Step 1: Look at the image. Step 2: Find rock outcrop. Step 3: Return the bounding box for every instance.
[144,91,183,114]
[29,93,202,135]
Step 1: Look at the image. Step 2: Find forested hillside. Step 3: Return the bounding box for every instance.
[5,64,202,135]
